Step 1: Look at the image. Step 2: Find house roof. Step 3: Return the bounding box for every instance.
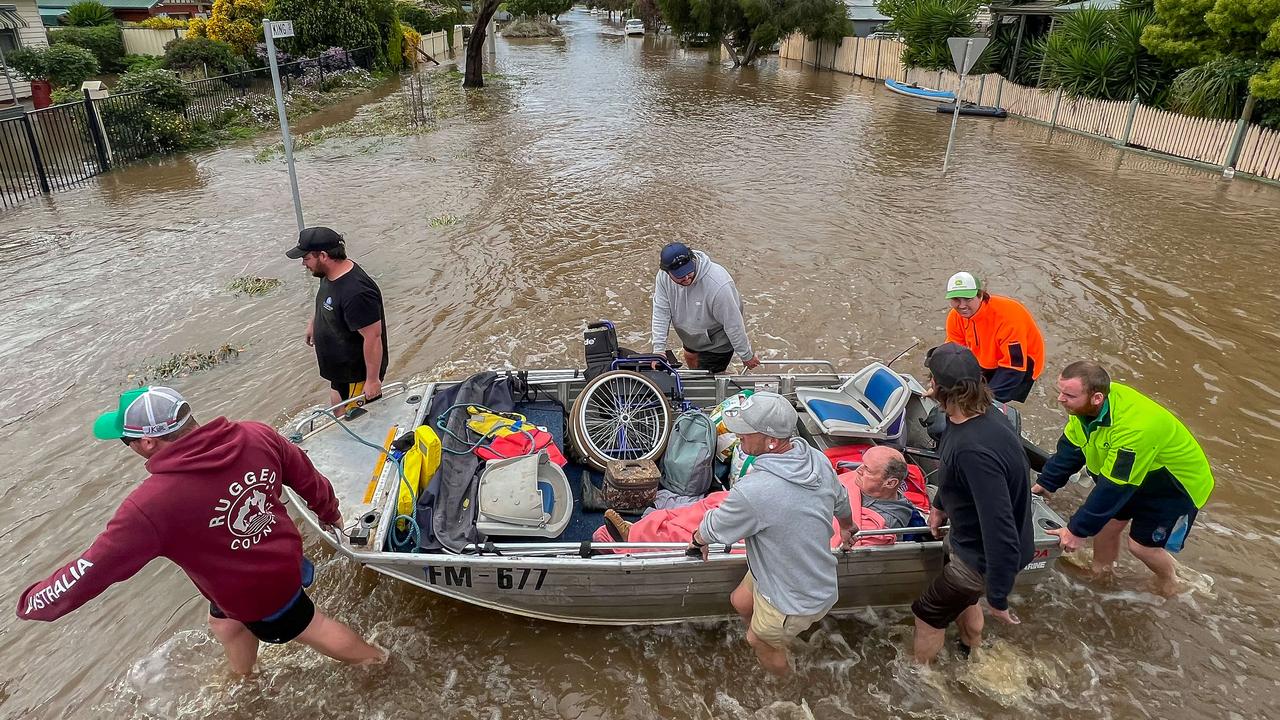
[989,0,1061,15]
[1053,0,1120,11]
[39,0,159,25]
[845,0,889,22]
[0,4,30,30]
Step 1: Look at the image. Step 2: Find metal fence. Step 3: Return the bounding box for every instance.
[0,46,376,210]
[0,110,45,207]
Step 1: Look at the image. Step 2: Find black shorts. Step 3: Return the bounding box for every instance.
[683,347,734,374]
[209,589,315,644]
[911,551,985,630]
[1113,493,1198,552]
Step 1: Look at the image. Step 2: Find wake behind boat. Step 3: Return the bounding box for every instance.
[284,340,1066,625]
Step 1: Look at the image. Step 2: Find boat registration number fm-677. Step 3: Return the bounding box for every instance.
[425,566,548,590]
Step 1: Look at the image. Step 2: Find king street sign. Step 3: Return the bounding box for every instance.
[269,20,295,39]
[947,36,990,76]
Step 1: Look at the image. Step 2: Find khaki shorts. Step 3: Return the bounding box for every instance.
[743,571,827,649]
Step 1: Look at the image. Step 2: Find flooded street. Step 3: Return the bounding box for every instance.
[3,13,1280,719]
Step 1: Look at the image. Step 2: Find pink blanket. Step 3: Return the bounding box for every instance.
[592,472,910,551]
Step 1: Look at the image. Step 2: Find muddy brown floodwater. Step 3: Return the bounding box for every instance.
[2,12,1280,720]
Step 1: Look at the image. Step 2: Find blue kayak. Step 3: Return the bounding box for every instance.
[885,79,956,101]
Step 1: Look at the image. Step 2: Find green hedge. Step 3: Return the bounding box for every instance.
[162,36,250,75]
[265,0,382,60]
[48,24,125,73]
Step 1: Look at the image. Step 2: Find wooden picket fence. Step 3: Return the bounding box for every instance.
[778,34,1280,182]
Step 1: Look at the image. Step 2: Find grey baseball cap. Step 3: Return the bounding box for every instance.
[93,386,190,440]
[722,391,798,439]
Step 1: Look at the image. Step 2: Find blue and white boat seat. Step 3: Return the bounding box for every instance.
[795,363,912,441]
[476,452,572,538]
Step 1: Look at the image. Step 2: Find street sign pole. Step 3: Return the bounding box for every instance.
[263,18,304,231]
[942,41,970,175]
[942,36,990,176]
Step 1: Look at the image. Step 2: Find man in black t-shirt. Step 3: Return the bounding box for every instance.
[911,343,1034,664]
[286,227,388,407]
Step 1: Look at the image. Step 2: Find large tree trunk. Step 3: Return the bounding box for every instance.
[464,0,502,88]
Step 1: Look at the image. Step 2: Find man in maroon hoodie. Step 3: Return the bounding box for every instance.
[16,386,385,674]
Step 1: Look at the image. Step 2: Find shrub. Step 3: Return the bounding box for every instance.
[115,68,191,113]
[51,85,84,104]
[63,0,115,26]
[9,44,101,87]
[396,0,462,35]
[877,0,978,70]
[317,46,353,71]
[1036,8,1169,102]
[124,53,165,72]
[102,104,192,154]
[48,24,125,72]
[137,15,189,29]
[195,0,266,56]
[163,36,250,75]
[402,26,422,65]
[1169,57,1264,119]
[265,0,381,59]
[253,41,295,67]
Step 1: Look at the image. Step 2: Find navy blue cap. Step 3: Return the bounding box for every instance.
[660,242,696,279]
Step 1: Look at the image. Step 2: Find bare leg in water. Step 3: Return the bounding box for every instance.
[1127,538,1180,596]
[956,603,984,654]
[295,612,387,665]
[1091,519,1128,580]
[209,615,260,675]
[729,576,792,677]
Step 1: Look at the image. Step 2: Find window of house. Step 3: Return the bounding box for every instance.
[0,28,17,56]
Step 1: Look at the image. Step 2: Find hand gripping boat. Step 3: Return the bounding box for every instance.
[284,360,1066,625]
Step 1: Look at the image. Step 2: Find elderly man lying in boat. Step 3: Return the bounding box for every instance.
[594,446,929,549]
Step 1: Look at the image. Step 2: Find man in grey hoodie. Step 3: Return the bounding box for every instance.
[651,243,761,373]
[689,392,855,676]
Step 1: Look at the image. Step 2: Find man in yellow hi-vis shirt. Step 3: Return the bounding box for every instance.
[1033,361,1213,596]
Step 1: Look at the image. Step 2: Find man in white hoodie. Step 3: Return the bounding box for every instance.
[651,243,761,373]
[688,392,855,676]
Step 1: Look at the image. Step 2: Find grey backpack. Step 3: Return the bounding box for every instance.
[660,411,717,496]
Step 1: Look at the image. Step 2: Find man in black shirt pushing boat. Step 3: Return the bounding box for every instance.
[912,343,1035,664]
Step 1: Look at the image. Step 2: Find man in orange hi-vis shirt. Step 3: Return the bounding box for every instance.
[944,272,1046,403]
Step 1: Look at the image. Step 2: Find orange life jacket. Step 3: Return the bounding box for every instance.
[945,294,1045,378]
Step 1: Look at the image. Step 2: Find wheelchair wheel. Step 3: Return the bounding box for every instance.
[569,370,672,471]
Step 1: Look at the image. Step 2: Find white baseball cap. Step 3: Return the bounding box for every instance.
[93,386,190,440]
[945,271,982,299]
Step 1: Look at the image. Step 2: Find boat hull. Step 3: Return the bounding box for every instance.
[885,78,956,102]
[291,494,1061,625]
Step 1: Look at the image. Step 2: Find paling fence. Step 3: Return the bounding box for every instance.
[418,30,451,60]
[0,46,375,210]
[121,27,188,56]
[779,35,1280,182]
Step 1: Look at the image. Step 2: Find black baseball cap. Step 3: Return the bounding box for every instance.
[925,343,983,390]
[285,226,344,259]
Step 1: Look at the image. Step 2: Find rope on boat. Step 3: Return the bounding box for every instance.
[307,408,420,551]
